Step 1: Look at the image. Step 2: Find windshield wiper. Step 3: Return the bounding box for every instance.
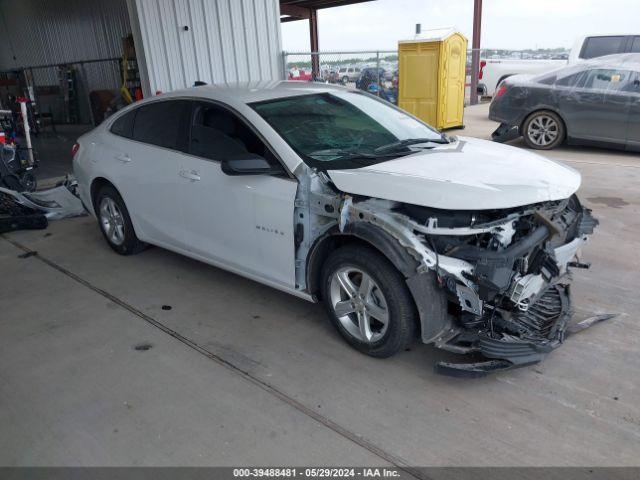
[374,137,449,154]
[309,149,414,162]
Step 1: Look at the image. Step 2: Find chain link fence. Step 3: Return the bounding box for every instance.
[283,49,475,105]
[283,47,570,104]
[283,51,400,103]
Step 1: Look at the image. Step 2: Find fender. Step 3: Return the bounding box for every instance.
[307,222,450,344]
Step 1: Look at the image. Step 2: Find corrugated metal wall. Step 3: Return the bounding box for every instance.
[0,0,130,68]
[0,0,132,123]
[127,0,283,96]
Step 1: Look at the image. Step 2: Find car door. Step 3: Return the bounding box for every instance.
[558,67,632,143]
[625,71,640,150]
[177,100,298,288]
[110,99,192,249]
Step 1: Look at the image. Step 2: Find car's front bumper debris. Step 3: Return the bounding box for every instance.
[491,122,520,143]
[0,177,86,234]
[338,193,604,377]
[435,311,617,378]
[0,189,48,234]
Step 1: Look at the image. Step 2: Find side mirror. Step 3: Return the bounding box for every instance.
[220,154,285,176]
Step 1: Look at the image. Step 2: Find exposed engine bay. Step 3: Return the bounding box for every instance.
[294,169,601,377]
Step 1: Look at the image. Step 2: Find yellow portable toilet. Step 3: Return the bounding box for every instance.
[398,27,467,130]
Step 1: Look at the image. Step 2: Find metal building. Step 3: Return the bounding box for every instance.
[126,0,283,96]
[0,0,373,125]
[0,0,283,123]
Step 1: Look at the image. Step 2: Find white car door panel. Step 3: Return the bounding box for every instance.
[116,140,184,247]
[101,99,191,249]
[178,156,297,286]
[178,101,298,288]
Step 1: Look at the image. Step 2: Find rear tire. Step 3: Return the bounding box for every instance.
[522,110,565,150]
[342,76,349,85]
[320,245,417,358]
[95,185,145,255]
[20,172,37,192]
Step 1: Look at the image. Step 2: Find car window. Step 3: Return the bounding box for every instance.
[536,74,556,85]
[132,100,191,151]
[630,36,640,53]
[580,36,625,59]
[110,109,136,138]
[582,68,632,91]
[556,71,586,87]
[251,91,443,170]
[190,102,277,164]
[620,72,640,93]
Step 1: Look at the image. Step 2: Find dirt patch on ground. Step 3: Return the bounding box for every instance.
[586,196,630,208]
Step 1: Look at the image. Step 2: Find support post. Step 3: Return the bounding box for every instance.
[376,51,380,96]
[470,0,482,105]
[282,51,288,80]
[309,8,319,80]
[18,98,34,166]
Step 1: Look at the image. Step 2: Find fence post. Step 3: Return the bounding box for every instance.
[281,51,288,80]
[80,63,95,126]
[376,51,380,96]
[470,0,483,105]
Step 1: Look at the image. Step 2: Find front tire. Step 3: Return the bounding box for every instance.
[320,245,417,358]
[95,185,145,255]
[522,110,565,150]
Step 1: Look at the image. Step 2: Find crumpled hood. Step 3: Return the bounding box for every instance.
[326,137,581,210]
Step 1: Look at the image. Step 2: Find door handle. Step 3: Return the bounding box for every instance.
[179,169,201,181]
[115,154,131,163]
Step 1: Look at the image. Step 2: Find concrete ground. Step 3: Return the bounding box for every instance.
[1,103,639,468]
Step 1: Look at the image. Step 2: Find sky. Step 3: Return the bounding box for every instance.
[281,0,640,52]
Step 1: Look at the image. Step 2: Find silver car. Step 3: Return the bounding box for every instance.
[489,53,640,150]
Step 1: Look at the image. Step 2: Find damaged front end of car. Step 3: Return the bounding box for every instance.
[333,192,599,377]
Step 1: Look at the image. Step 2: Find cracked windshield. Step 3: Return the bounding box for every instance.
[252,91,449,168]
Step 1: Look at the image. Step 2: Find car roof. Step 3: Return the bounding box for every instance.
[584,53,640,69]
[155,80,352,105]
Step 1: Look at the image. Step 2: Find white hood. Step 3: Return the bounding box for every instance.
[326,137,581,210]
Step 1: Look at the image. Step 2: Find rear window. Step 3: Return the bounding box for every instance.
[110,109,136,138]
[630,36,640,53]
[556,71,585,87]
[536,74,556,85]
[580,36,625,59]
[534,65,586,87]
[132,100,191,151]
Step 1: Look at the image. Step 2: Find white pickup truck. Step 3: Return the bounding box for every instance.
[478,34,640,96]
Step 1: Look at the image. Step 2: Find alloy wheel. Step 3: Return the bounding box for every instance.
[329,267,389,343]
[527,114,559,147]
[99,197,125,246]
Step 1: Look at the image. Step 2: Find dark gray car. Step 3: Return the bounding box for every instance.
[489,53,640,150]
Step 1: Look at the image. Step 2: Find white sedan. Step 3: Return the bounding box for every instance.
[73,81,598,376]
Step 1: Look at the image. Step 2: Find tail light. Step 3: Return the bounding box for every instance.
[478,60,486,80]
[495,84,508,98]
[72,142,80,156]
